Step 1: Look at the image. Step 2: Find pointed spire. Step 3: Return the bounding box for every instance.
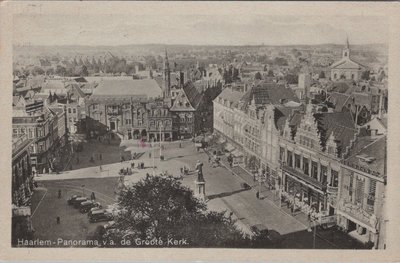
[346,36,350,49]
[251,93,256,106]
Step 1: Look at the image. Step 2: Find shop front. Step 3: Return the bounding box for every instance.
[283,168,327,215]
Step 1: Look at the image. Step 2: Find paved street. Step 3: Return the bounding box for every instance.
[31,139,365,248]
[30,178,118,247]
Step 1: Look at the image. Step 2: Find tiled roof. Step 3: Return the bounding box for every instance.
[328,81,354,94]
[274,105,304,132]
[216,87,245,104]
[314,111,357,153]
[242,83,299,105]
[345,136,386,177]
[328,92,351,112]
[182,81,203,110]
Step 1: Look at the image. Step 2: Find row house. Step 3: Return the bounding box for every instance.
[213,87,247,148]
[12,134,34,206]
[337,135,386,248]
[13,101,59,174]
[278,103,358,218]
[12,135,35,246]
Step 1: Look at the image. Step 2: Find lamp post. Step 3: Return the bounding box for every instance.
[159,123,164,160]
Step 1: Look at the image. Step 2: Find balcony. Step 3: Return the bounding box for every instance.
[282,164,324,190]
[338,201,378,229]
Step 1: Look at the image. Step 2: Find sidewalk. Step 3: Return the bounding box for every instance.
[218,156,310,228]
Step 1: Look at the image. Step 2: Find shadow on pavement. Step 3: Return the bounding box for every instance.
[207,188,251,200]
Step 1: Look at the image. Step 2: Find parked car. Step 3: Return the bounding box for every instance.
[79,201,102,213]
[67,195,82,205]
[88,207,105,218]
[72,197,89,208]
[89,210,114,223]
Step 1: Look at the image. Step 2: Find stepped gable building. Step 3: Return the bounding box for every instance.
[169,81,204,139]
[330,38,367,81]
[279,103,359,218]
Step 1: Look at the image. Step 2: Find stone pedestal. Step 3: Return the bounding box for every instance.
[195,181,206,200]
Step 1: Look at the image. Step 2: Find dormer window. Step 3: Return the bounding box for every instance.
[357,154,376,164]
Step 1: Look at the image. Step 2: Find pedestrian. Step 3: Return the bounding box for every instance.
[141,162,144,169]
[256,191,260,199]
[91,192,96,201]
[58,189,62,199]
[100,165,102,172]
[180,167,184,175]
[56,216,60,224]
[179,142,182,148]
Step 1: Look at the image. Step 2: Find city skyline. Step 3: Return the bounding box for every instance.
[14,14,388,47]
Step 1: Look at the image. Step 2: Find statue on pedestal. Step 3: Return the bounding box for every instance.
[195,161,205,183]
[194,160,206,200]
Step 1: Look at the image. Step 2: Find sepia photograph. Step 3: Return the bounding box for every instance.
[2,1,400,262]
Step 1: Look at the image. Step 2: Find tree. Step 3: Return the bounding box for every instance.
[31,66,45,76]
[103,175,272,248]
[267,69,274,77]
[361,70,370,80]
[254,72,262,80]
[284,74,298,84]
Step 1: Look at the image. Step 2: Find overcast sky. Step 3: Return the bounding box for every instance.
[13,14,388,46]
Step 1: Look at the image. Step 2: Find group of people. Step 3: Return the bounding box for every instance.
[208,154,221,168]
[180,166,190,176]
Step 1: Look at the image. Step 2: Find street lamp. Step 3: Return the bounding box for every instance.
[159,123,164,160]
[307,213,317,249]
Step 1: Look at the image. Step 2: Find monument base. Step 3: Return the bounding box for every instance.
[194,180,206,200]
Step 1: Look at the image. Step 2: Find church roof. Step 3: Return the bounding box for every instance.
[331,58,365,70]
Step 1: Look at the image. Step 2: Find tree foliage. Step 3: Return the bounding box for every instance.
[103,175,274,248]
[361,70,370,80]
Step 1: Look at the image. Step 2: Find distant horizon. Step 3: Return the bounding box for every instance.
[14,42,387,48]
[13,14,388,47]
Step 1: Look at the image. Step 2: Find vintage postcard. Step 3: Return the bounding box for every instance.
[0,1,399,262]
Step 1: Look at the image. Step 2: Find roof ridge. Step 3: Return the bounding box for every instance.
[347,135,385,159]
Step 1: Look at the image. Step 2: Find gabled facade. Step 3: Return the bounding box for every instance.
[278,104,356,219]
[331,39,366,81]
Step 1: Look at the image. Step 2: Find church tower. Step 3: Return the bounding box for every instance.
[163,49,171,98]
[342,37,350,59]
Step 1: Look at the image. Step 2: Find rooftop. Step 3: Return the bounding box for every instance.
[92,79,162,99]
[345,136,386,178]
